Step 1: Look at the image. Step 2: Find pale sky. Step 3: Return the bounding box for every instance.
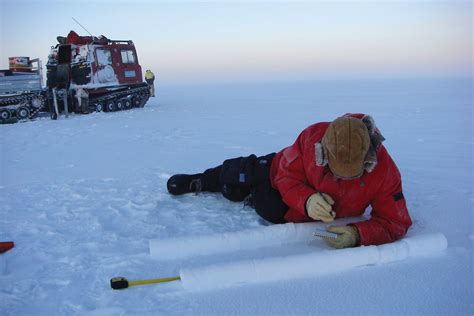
[0,0,472,84]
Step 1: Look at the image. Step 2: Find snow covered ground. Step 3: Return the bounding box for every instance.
[1,78,472,315]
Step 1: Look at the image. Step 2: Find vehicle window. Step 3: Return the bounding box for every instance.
[121,50,136,64]
[96,48,112,66]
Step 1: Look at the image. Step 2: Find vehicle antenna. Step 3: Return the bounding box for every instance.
[72,17,94,37]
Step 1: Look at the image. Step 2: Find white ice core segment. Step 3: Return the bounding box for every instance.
[149,223,320,260]
[179,233,447,290]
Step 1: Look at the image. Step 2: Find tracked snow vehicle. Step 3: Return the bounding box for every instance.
[46,31,150,118]
[0,57,46,123]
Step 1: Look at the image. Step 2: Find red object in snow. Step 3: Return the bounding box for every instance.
[0,241,14,253]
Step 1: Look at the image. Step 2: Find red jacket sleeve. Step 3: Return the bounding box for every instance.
[272,130,316,216]
[353,149,412,245]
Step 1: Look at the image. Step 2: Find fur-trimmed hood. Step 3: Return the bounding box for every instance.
[315,114,385,174]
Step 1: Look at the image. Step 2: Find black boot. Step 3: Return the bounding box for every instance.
[167,174,203,195]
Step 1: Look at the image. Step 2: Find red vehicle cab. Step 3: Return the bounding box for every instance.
[46,30,150,114]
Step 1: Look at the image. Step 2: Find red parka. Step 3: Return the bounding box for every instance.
[270,114,412,246]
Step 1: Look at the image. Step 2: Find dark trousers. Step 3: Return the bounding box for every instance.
[201,153,289,224]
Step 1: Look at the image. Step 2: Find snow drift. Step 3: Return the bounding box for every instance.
[179,233,448,291]
[2,79,471,315]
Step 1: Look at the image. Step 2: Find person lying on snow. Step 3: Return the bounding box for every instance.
[167,113,412,249]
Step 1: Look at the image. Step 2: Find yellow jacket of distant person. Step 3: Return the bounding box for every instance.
[145,70,155,83]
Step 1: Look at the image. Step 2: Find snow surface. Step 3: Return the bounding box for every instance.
[1,78,473,315]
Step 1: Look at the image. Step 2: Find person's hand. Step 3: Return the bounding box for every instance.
[305,192,335,222]
[325,226,360,249]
